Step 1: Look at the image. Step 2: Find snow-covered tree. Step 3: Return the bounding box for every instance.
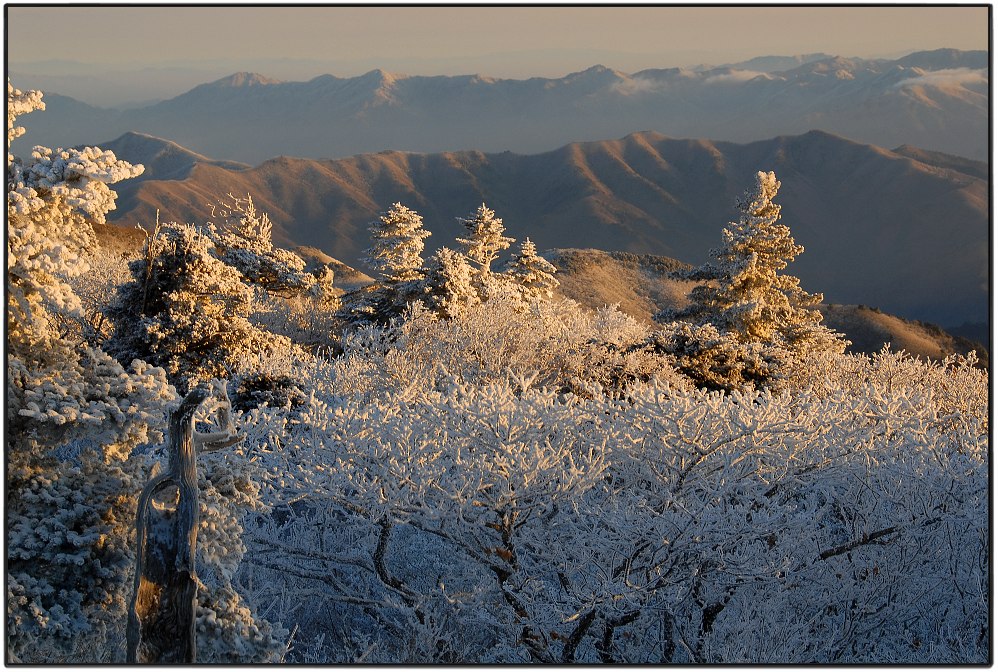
[7,80,177,662]
[505,237,559,299]
[106,221,295,393]
[662,170,845,356]
[455,203,514,274]
[207,193,320,298]
[420,246,481,320]
[339,203,431,325]
[363,202,431,284]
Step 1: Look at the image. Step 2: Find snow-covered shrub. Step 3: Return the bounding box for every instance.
[6,80,177,662]
[331,292,686,400]
[67,246,134,346]
[646,321,779,392]
[230,372,307,413]
[106,221,297,393]
[229,341,987,664]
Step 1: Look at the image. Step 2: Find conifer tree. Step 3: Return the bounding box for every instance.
[421,246,482,319]
[363,202,431,284]
[455,203,514,273]
[106,222,292,394]
[662,171,846,356]
[505,237,559,299]
[208,193,320,298]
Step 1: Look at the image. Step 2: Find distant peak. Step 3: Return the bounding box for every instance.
[212,72,281,87]
[359,68,402,86]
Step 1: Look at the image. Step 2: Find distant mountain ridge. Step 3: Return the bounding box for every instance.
[11,49,987,163]
[98,129,987,328]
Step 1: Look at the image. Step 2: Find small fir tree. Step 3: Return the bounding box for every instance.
[505,237,559,299]
[363,202,431,284]
[455,203,514,274]
[421,247,482,319]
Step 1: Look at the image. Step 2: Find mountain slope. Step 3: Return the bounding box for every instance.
[102,130,987,327]
[10,49,988,163]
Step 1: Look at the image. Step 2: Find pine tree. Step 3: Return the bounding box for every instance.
[505,237,559,299]
[455,203,514,273]
[421,247,482,319]
[106,221,293,394]
[363,202,431,284]
[662,171,846,356]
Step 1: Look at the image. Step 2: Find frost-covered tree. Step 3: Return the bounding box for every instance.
[455,203,514,274]
[505,237,559,299]
[420,246,481,320]
[207,193,320,298]
[662,171,845,356]
[363,202,432,284]
[106,221,294,393]
[7,80,177,662]
[338,203,431,325]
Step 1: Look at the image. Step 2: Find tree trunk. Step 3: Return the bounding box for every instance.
[126,385,210,663]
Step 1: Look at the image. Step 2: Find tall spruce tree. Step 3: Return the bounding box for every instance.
[663,170,846,356]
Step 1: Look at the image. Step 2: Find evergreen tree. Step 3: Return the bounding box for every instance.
[207,193,319,298]
[7,81,176,661]
[455,203,514,273]
[363,202,431,284]
[661,171,846,356]
[505,237,559,299]
[421,246,482,319]
[106,221,293,394]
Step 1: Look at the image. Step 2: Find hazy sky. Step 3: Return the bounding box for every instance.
[7,5,989,78]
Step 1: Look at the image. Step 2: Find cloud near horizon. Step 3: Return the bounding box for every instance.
[894,67,987,89]
[703,70,772,85]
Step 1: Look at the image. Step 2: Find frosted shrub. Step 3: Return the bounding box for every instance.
[7,81,177,662]
[331,292,686,399]
[231,343,986,663]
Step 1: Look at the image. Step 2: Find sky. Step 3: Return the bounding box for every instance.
[7,5,988,74]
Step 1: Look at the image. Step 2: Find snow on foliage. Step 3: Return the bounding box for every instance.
[6,81,177,662]
[5,82,988,664]
[207,193,324,300]
[655,170,847,389]
[235,336,987,663]
[505,237,559,299]
[106,221,298,394]
[363,202,432,284]
[456,203,515,273]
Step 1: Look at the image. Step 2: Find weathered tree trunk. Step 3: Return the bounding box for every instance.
[126,386,210,663]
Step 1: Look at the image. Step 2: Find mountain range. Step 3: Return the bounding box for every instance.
[11,49,987,163]
[98,128,987,329]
